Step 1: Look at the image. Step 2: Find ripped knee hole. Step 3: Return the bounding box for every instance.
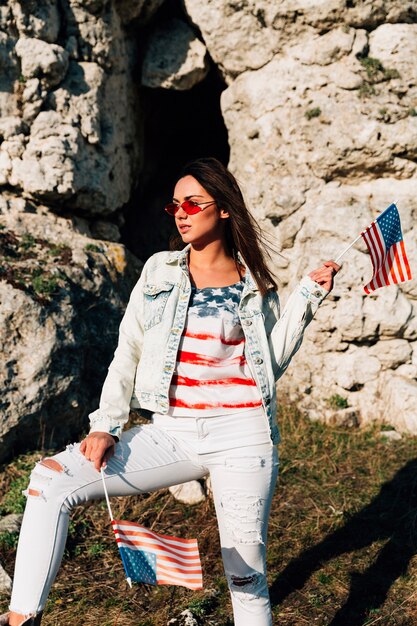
[23,457,70,499]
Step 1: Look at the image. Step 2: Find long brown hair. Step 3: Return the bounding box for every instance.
[170,157,278,296]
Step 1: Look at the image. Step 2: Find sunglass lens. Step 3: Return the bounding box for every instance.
[182,200,201,215]
[164,203,178,216]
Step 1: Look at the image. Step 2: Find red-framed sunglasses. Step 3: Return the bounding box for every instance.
[164,200,216,216]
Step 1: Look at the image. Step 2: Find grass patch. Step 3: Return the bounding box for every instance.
[0,229,72,304]
[357,55,401,100]
[359,56,400,82]
[327,393,349,409]
[0,531,19,550]
[358,81,377,99]
[1,407,417,624]
[305,107,321,120]
[84,243,103,253]
[31,271,60,297]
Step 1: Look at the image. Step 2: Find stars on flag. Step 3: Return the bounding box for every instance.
[112,519,203,590]
[361,203,412,293]
[188,281,244,320]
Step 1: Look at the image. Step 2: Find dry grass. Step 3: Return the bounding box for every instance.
[2,405,417,625]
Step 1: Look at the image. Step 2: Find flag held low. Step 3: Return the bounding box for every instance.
[112,519,203,590]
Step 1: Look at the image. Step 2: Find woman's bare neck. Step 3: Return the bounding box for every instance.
[188,244,244,289]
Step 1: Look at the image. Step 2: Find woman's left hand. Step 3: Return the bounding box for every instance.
[308,260,341,293]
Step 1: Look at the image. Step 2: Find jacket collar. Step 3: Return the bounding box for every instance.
[165,244,258,292]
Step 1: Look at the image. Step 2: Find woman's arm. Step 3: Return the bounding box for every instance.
[80,266,148,471]
[267,261,339,381]
[86,263,148,439]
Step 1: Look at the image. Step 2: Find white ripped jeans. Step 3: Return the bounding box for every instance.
[9,407,279,626]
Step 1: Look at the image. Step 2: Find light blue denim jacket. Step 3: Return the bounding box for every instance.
[88,244,328,444]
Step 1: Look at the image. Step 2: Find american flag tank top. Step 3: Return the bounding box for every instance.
[167,281,262,416]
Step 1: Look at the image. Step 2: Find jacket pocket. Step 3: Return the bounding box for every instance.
[143,282,174,330]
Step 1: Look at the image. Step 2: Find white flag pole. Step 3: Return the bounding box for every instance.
[334,233,363,264]
[334,202,399,265]
[100,466,114,522]
[100,467,132,588]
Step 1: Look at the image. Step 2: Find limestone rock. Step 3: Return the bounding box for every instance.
[0,563,11,593]
[48,61,105,144]
[11,0,61,43]
[379,430,402,442]
[169,480,206,505]
[15,38,69,88]
[0,513,23,533]
[115,0,166,25]
[218,7,417,433]
[141,19,209,90]
[293,26,355,66]
[377,374,417,434]
[20,78,48,123]
[0,29,19,118]
[1,1,142,214]
[167,610,199,626]
[183,0,280,79]
[0,116,24,140]
[368,339,413,370]
[369,24,417,82]
[0,195,143,463]
[306,405,360,429]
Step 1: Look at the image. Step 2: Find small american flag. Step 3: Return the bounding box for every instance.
[361,203,412,294]
[112,519,203,590]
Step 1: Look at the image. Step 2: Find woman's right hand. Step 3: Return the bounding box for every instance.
[80,432,116,472]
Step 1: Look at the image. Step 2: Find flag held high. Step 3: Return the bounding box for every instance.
[360,203,412,293]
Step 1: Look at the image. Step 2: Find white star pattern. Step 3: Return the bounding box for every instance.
[123,547,157,584]
[188,281,244,321]
[377,204,402,247]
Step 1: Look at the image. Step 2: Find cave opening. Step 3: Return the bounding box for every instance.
[121,5,230,261]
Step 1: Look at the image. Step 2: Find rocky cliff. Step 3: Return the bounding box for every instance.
[0,0,416,459]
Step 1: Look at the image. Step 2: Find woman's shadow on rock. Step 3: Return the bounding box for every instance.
[269,457,417,625]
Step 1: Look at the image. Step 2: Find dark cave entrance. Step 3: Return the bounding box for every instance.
[121,63,230,261]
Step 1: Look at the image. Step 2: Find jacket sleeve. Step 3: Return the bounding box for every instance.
[87,264,147,438]
[265,276,328,382]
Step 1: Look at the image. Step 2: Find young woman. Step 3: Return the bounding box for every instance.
[2,157,339,626]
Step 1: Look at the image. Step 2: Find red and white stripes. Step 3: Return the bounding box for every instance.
[362,221,411,294]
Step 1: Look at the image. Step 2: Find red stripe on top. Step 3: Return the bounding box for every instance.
[169,398,263,410]
[172,375,256,387]
[177,350,246,367]
[115,537,198,559]
[112,521,197,545]
[183,330,243,346]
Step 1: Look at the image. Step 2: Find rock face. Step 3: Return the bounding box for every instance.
[169,480,206,505]
[0,194,142,462]
[0,0,417,457]
[0,0,142,214]
[141,18,209,90]
[214,8,417,432]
